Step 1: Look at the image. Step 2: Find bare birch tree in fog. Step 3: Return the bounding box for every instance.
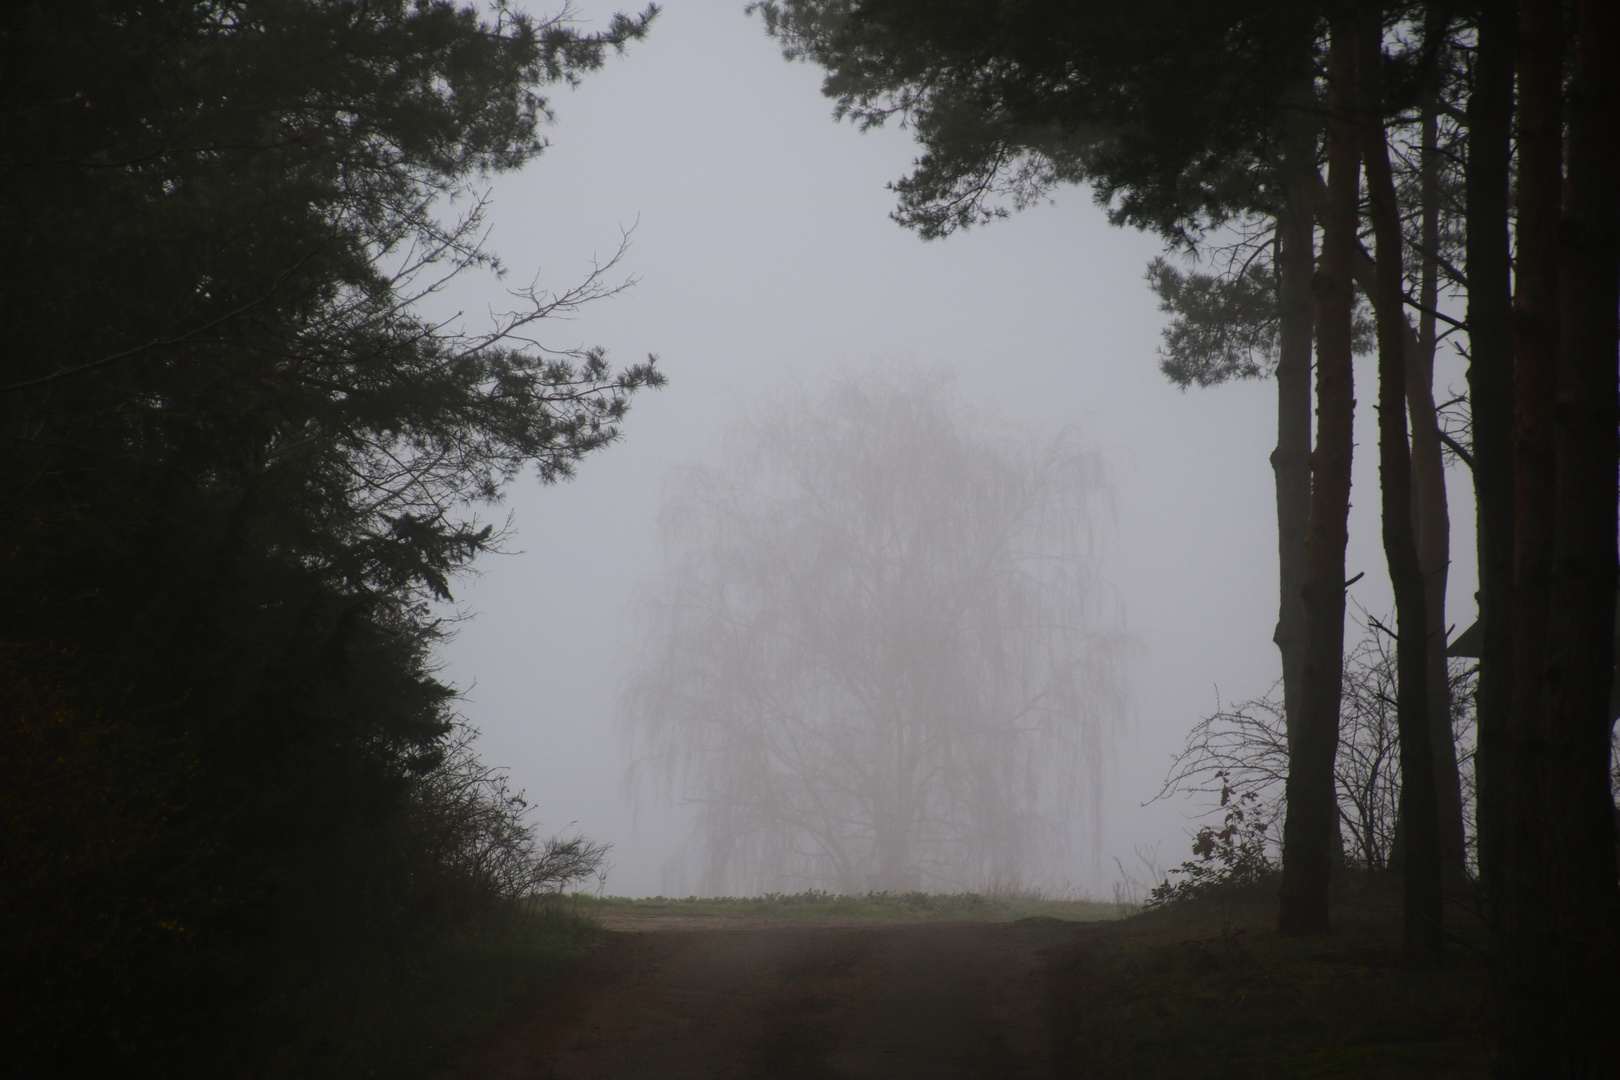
[622,372,1129,894]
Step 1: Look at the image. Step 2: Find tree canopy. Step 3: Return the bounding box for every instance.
[751,0,1314,245]
[1,1,658,1072]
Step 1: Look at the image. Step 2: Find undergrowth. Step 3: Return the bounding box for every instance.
[1048,874,1493,1078]
[1148,771,1277,907]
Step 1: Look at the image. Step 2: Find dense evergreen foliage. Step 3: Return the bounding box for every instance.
[0,1,658,1072]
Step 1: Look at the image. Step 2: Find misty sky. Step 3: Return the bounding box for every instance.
[431,1,1479,897]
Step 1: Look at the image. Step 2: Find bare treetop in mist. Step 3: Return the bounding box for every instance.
[621,370,1131,894]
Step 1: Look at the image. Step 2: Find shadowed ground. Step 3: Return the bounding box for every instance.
[459,917,1085,1079]
[456,882,1493,1079]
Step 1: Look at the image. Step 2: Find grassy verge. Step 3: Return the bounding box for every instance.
[1046,874,1493,1078]
[571,888,1124,922]
[247,904,601,1080]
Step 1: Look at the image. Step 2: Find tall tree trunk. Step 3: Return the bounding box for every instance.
[1463,0,1515,927]
[1409,82,1469,894]
[1296,97,1464,900]
[1359,4,1444,966]
[1497,0,1566,1069]
[1274,173,1316,763]
[1303,90,1466,893]
[1500,0,1620,1071]
[1279,20,1358,937]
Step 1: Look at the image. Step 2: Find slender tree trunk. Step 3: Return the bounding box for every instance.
[1409,84,1469,893]
[1497,0,1567,1069]
[1272,44,1334,868]
[1305,93,1466,894]
[1279,20,1358,937]
[1499,0,1620,1071]
[1463,0,1515,929]
[1274,175,1316,762]
[1359,5,1444,966]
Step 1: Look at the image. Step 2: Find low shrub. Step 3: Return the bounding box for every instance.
[1148,772,1276,907]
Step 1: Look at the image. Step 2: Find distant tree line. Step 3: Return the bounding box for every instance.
[754,1,1617,1073]
[1,1,658,1073]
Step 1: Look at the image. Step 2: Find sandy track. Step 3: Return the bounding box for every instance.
[461,917,1100,1079]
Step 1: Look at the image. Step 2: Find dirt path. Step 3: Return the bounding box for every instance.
[461,916,1103,1079]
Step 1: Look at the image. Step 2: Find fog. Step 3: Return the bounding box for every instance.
[432,1,1478,897]
[620,371,1130,894]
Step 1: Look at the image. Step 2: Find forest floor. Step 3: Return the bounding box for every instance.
[453,878,1494,1079]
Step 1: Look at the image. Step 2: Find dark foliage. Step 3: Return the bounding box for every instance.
[1147,252,1378,390]
[0,1,655,1073]
[1147,255,1280,388]
[752,0,1318,246]
[1148,773,1277,907]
